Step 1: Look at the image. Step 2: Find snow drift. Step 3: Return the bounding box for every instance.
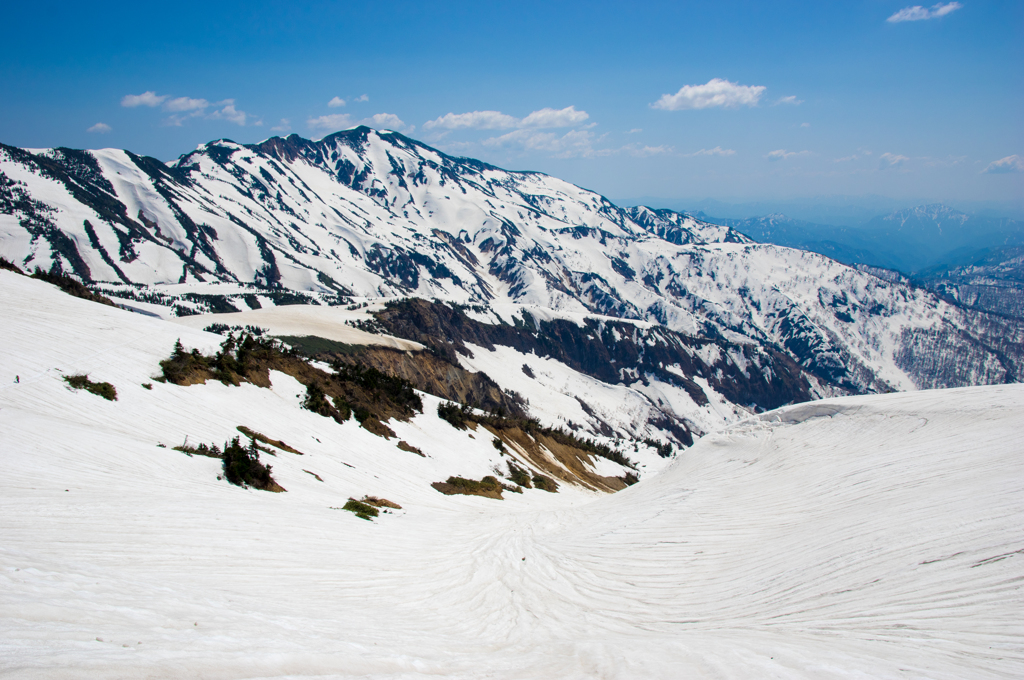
[1,270,1021,679]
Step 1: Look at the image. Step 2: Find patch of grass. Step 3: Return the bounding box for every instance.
[431,475,504,499]
[532,474,559,493]
[507,461,532,488]
[63,374,117,401]
[343,498,379,520]
[397,440,424,457]
[237,425,303,455]
[361,495,402,509]
[438,400,637,470]
[277,335,363,356]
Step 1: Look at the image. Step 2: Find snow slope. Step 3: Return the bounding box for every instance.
[2,270,1022,678]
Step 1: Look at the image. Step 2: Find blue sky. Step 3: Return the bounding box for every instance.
[1,0,1020,210]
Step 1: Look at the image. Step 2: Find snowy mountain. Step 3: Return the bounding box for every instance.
[918,245,1024,319]
[3,268,1022,679]
[1,128,1021,426]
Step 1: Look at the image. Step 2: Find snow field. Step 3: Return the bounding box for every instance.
[1,270,1022,678]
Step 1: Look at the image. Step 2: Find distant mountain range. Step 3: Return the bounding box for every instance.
[703,206,1024,320]
[707,205,1024,275]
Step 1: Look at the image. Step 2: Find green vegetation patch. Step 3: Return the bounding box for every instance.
[643,438,674,459]
[361,495,402,509]
[507,461,532,488]
[63,374,117,401]
[532,474,559,493]
[342,499,379,520]
[237,425,303,455]
[431,475,504,500]
[174,441,222,458]
[222,436,285,492]
[436,400,636,470]
[0,256,24,274]
[28,267,117,307]
[277,335,363,357]
[156,333,421,438]
[437,401,471,429]
[397,440,424,457]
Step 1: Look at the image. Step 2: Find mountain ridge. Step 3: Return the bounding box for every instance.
[2,127,1021,441]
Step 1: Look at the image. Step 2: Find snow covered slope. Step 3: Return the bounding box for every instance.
[2,269,1021,679]
[2,129,1020,398]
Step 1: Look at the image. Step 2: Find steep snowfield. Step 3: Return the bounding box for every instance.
[168,302,425,350]
[2,270,1022,678]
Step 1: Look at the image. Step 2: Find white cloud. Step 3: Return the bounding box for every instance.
[684,146,736,157]
[121,91,167,108]
[879,152,910,168]
[775,95,803,106]
[519,106,589,128]
[652,78,766,111]
[424,110,519,130]
[482,129,599,158]
[483,129,557,150]
[887,2,962,22]
[123,91,251,126]
[767,149,811,161]
[800,122,811,128]
[425,105,588,131]
[307,112,410,133]
[361,113,409,131]
[271,118,291,132]
[983,155,1023,174]
[627,128,642,134]
[620,144,673,157]
[474,129,674,159]
[165,96,209,112]
[87,122,111,134]
[328,97,346,108]
[307,113,354,131]
[208,100,247,125]
[355,94,369,102]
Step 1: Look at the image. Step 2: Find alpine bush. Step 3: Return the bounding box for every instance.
[63,374,117,401]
